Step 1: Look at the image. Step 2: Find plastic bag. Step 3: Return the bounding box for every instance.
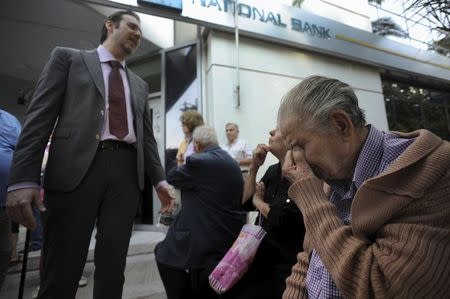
[209,223,266,294]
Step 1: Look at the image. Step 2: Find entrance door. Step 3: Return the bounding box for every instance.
[162,42,201,172]
[136,92,164,225]
[136,41,201,225]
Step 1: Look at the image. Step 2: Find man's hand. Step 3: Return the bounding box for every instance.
[156,184,175,213]
[282,147,315,184]
[6,188,46,229]
[251,144,269,169]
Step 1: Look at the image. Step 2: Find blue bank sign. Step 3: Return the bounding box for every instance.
[138,0,450,82]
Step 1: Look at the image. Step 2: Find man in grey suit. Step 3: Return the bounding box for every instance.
[6,10,173,298]
[155,125,246,299]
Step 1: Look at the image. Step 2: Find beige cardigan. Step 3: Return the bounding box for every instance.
[283,130,450,299]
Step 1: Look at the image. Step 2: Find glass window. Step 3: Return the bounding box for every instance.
[382,77,450,140]
[164,44,199,172]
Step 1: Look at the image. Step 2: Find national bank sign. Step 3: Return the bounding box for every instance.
[182,0,333,40]
[185,0,331,40]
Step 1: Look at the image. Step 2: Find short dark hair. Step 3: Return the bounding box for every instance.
[100,10,140,44]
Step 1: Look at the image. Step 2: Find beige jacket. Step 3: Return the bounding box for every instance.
[283,130,450,299]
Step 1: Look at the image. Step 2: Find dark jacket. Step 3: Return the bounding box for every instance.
[243,163,305,272]
[156,145,246,270]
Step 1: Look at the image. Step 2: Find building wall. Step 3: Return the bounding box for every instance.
[203,30,388,169]
[174,21,197,45]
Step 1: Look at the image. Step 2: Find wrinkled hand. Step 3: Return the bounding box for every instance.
[282,147,315,184]
[157,184,175,213]
[252,182,265,207]
[252,144,269,168]
[6,188,46,229]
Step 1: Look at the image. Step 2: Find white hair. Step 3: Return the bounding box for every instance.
[278,76,366,131]
[192,125,218,147]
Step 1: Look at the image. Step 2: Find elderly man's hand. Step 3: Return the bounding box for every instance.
[282,147,315,184]
[252,144,269,168]
[6,188,45,229]
[157,184,175,213]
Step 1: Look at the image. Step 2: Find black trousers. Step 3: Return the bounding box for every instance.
[38,148,141,299]
[157,261,220,299]
[0,208,11,290]
[223,262,290,299]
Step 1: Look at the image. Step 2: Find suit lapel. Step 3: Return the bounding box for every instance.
[81,49,105,100]
[127,69,143,117]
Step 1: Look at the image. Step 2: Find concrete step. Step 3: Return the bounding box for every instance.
[1,253,167,299]
[1,226,168,299]
[6,227,166,274]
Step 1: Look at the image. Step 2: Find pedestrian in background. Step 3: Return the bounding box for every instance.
[156,126,246,299]
[222,123,253,176]
[176,110,204,166]
[159,110,204,227]
[227,127,305,299]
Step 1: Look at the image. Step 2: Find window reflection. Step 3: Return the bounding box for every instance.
[382,77,450,140]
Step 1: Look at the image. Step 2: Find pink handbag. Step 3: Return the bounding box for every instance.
[209,222,266,294]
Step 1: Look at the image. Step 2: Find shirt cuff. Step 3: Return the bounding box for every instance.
[7,182,41,192]
[155,180,169,191]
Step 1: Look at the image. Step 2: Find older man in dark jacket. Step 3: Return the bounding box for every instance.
[156,125,246,299]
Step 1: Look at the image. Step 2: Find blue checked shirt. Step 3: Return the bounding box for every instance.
[305,125,415,298]
[0,109,21,207]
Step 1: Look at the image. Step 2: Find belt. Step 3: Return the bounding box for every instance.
[98,140,135,151]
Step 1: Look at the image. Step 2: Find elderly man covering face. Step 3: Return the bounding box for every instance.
[279,76,450,299]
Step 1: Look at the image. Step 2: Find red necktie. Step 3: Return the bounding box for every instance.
[108,61,129,139]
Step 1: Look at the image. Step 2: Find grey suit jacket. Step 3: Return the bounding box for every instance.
[8,47,165,192]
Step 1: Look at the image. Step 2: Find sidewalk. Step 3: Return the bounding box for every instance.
[1,226,167,299]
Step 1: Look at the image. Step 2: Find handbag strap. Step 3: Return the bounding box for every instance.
[257,212,263,226]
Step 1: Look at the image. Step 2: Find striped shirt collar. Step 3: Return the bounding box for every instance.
[327,125,383,197]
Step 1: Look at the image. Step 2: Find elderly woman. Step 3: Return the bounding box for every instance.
[225,127,305,299]
[176,110,204,166]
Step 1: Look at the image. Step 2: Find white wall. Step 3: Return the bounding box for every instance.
[175,21,198,45]
[203,30,388,173]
